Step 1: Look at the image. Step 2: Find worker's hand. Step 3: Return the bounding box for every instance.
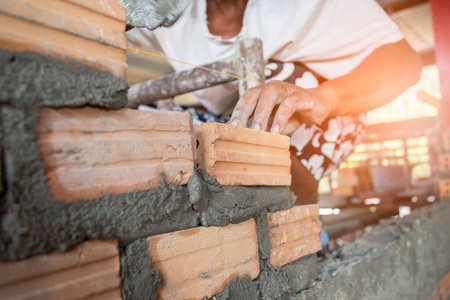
[229,81,333,134]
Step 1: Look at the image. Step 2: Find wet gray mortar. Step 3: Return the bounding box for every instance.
[0,49,296,261]
[120,238,161,300]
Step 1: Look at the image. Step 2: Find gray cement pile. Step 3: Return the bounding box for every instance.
[296,198,450,300]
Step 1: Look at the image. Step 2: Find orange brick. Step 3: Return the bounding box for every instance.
[443,132,450,153]
[267,205,321,269]
[0,0,126,78]
[0,239,121,300]
[336,168,359,187]
[195,123,291,186]
[440,272,450,300]
[37,107,195,202]
[0,0,126,47]
[65,0,126,21]
[439,178,450,197]
[428,289,439,300]
[440,154,450,172]
[332,185,355,197]
[83,289,121,300]
[148,219,260,299]
[267,204,319,225]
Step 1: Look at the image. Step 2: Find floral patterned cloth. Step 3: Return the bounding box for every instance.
[290,113,366,180]
[265,60,366,180]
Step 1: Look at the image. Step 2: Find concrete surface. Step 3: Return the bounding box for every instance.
[295,198,450,300]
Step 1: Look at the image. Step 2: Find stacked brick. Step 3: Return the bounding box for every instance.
[37,107,195,201]
[0,240,121,300]
[0,0,322,299]
[0,0,127,78]
[148,220,259,299]
[122,205,321,300]
[331,168,359,197]
[440,272,450,300]
[439,178,450,198]
[267,205,322,269]
[443,131,450,153]
[195,123,291,186]
[440,132,450,198]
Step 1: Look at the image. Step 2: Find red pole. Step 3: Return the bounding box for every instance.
[429,0,450,130]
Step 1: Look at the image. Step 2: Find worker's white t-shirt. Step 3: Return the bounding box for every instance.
[126,0,403,115]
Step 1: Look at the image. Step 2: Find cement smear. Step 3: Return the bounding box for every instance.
[0,50,128,109]
[259,254,318,300]
[120,238,161,300]
[206,254,318,300]
[0,51,294,260]
[255,213,271,263]
[207,276,259,300]
[194,171,296,227]
[120,0,193,30]
[295,198,450,300]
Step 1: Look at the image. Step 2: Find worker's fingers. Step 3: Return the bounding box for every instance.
[270,96,298,134]
[282,118,302,136]
[230,87,261,127]
[252,84,279,131]
[271,95,314,134]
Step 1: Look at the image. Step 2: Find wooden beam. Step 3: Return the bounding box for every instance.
[417,90,441,109]
[362,117,438,142]
[376,0,428,14]
[430,0,450,130]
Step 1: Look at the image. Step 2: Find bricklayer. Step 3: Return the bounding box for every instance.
[147,219,260,299]
[0,0,127,78]
[195,123,291,186]
[267,205,322,269]
[0,239,121,300]
[37,107,195,202]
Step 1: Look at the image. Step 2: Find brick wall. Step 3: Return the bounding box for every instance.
[2,1,447,299]
[0,240,121,300]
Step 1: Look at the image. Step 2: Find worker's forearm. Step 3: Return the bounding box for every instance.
[230,40,422,134]
[314,39,423,117]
